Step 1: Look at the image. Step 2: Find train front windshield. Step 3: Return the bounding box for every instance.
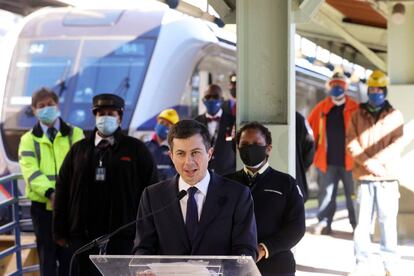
[2,37,155,161]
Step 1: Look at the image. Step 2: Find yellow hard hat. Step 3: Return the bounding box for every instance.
[157,108,179,124]
[367,70,388,87]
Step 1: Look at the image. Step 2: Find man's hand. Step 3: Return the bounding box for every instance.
[50,192,56,209]
[56,239,69,248]
[256,244,266,262]
[364,159,386,177]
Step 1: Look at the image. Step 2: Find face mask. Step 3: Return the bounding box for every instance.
[203,99,222,115]
[239,144,267,167]
[154,123,169,140]
[36,106,60,125]
[368,93,385,107]
[330,86,345,97]
[96,116,119,136]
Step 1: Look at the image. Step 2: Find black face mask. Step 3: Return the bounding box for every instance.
[239,144,267,167]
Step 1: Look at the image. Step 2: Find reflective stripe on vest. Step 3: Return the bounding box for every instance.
[28,170,42,185]
[28,171,56,186]
[20,151,35,158]
[34,141,41,163]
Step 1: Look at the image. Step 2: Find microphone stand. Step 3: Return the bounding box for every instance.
[68,190,187,276]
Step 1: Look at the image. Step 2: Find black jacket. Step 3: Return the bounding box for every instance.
[295,112,315,201]
[225,167,305,274]
[195,111,236,175]
[53,128,158,245]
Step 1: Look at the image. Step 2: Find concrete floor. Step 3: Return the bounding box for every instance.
[295,208,414,276]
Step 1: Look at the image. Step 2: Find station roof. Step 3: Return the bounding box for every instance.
[0,0,67,15]
[208,0,388,71]
[0,0,389,70]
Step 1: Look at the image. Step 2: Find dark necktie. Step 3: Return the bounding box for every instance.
[97,139,111,149]
[186,186,199,243]
[207,117,220,123]
[47,127,57,143]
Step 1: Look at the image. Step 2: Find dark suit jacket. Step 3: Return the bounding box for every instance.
[195,111,236,175]
[296,112,315,201]
[226,167,305,274]
[133,172,257,260]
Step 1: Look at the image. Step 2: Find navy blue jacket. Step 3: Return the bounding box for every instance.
[195,111,236,175]
[226,167,305,274]
[145,139,176,181]
[133,172,258,259]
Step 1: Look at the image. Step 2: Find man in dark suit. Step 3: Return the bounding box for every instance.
[195,84,236,175]
[225,122,305,276]
[133,119,257,260]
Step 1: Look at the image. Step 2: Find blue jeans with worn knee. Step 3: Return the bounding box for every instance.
[354,180,400,271]
[317,166,356,227]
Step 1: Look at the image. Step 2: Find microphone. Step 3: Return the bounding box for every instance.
[69,189,187,276]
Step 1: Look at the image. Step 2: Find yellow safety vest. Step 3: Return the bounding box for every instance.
[18,121,84,210]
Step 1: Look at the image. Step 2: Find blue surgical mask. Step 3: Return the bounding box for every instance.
[330,86,345,97]
[36,106,60,125]
[154,123,169,140]
[96,116,119,136]
[368,93,385,107]
[203,99,222,115]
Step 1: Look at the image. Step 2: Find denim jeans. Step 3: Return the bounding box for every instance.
[354,180,400,271]
[317,166,356,227]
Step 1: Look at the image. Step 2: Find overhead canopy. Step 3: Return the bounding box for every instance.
[208,0,388,70]
[0,0,67,16]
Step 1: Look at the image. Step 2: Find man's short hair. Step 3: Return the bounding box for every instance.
[204,84,223,97]
[168,119,211,151]
[31,87,58,107]
[236,122,272,146]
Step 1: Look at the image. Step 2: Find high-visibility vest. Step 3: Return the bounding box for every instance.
[18,120,84,210]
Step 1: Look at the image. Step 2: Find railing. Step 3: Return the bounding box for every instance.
[0,173,39,275]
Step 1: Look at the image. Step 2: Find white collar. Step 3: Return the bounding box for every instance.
[205,109,223,119]
[94,132,115,146]
[178,171,210,196]
[243,161,270,177]
[40,118,60,135]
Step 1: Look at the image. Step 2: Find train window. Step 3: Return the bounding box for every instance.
[3,39,79,128]
[63,9,123,26]
[68,38,155,129]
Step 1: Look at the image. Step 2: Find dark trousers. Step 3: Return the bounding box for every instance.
[31,202,70,276]
[317,166,356,227]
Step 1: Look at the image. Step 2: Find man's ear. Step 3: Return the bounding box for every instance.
[266,144,272,155]
[168,151,173,160]
[207,147,214,160]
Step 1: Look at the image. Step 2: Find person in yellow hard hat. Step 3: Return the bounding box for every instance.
[145,108,180,180]
[346,70,404,276]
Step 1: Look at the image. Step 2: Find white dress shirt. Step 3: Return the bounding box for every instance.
[40,118,60,138]
[178,171,210,222]
[205,109,223,138]
[94,132,115,146]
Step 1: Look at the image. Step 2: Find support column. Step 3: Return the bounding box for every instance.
[237,0,295,174]
[388,3,414,240]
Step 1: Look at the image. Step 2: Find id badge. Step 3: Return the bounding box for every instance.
[95,167,106,181]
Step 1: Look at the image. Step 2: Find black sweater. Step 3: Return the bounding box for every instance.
[226,167,305,274]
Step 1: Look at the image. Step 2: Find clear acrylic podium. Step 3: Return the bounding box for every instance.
[90,255,261,275]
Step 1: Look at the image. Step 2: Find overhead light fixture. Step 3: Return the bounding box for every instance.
[391,3,406,25]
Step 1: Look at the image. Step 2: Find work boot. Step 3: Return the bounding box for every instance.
[310,221,332,235]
